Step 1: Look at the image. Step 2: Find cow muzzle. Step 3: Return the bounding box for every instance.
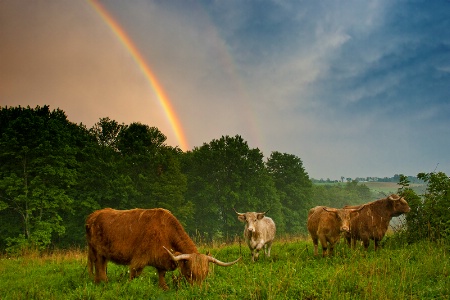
[341,226,350,233]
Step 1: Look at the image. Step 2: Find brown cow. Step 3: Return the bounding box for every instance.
[85,208,240,289]
[307,206,365,257]
[234,209,276,262]
[343,194,411,250]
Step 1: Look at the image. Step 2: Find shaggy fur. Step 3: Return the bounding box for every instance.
[343,194,411,250]
[86,208,239,289]
[235,211,276,262]
[307,206,363,257]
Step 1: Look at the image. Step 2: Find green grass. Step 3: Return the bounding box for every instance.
[0,239,448,299]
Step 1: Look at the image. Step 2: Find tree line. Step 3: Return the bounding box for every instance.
[0,106,447,253]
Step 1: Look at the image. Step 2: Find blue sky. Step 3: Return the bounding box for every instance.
[1,0,449,180]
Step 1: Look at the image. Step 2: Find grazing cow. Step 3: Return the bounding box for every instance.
[343,194,411,250]
[234,208,276,261]
[85,208,240,289]
[307,206,365,257]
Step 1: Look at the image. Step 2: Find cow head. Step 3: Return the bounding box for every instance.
[323,206,365,233]
[388,194,411,216]
[163,247,240,284]
[233,208,268,233]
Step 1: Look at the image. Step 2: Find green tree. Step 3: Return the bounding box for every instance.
[0,106,78,252]
[416,172,450,241]
[182,135,282,240]
[90,117,123,150]
[56,118,131,247]
[266,152,312,234]
[115,123,190,222]
[396,174,423,243]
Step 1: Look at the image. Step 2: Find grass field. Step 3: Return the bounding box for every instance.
[1,237,448,299]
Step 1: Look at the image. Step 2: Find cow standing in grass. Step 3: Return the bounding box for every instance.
[343,194,411,250]
[234,209,276,261]
[85,208,240,289]
[307,206,365,257]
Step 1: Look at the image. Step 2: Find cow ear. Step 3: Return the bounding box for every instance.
[238,215,246,222]
[350,210,360,216]
[257,213,265,220]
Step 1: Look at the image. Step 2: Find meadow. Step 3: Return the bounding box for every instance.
[362,182,426,196]
[0,237,448,299]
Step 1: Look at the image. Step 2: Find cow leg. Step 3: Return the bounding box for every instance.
[265,241,273,257]
[351,238,357,249]
[329,244,334,256]
[87,246,96,277]
[374,239,380,251]
[311,237,319,256]
[157,269,169,290]
[94,255,108,283]
[319,236,328,257]
[130,266,144,280]
[252,249,260,261]
[362,238,370,250]
[329,236,339,256]
[345,235,352,248]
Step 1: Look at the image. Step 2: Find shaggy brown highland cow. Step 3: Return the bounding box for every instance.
[307,206,365,257]
[343,194,410,250]
[86,208,240,289]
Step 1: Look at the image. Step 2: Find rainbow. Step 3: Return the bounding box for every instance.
[87,0,189,151]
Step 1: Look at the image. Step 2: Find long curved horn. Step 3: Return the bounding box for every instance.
[163,246,192,261]
[208,256,241,266]
[233,207,244,215]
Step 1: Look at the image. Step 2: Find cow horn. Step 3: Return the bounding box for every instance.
[207,256,241,266]
[354,204,366,212]
[233,207,244,215]
[163,246,192,261]
[262,209,270,214]
[388,194,400,201]
[323,207,337,212]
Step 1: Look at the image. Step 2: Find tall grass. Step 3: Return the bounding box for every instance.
[0,238,448,299]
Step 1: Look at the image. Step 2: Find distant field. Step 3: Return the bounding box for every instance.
[361,182,426,196]
[314,181,426,197]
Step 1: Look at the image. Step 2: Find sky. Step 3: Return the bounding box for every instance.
[1,0,450,180]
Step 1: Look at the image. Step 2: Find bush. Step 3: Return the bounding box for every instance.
[401,172,450,243]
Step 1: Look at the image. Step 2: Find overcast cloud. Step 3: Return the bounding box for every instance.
[1,0,449,180]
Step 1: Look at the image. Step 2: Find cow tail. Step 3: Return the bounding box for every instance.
[85,223,94,276]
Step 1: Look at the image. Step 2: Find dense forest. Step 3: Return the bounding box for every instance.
[0,105,448,253]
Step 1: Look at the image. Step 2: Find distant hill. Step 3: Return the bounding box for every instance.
[312,175,424,184]
[362,182,426,197]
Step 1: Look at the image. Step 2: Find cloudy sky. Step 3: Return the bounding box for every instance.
[1,0,450,180]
